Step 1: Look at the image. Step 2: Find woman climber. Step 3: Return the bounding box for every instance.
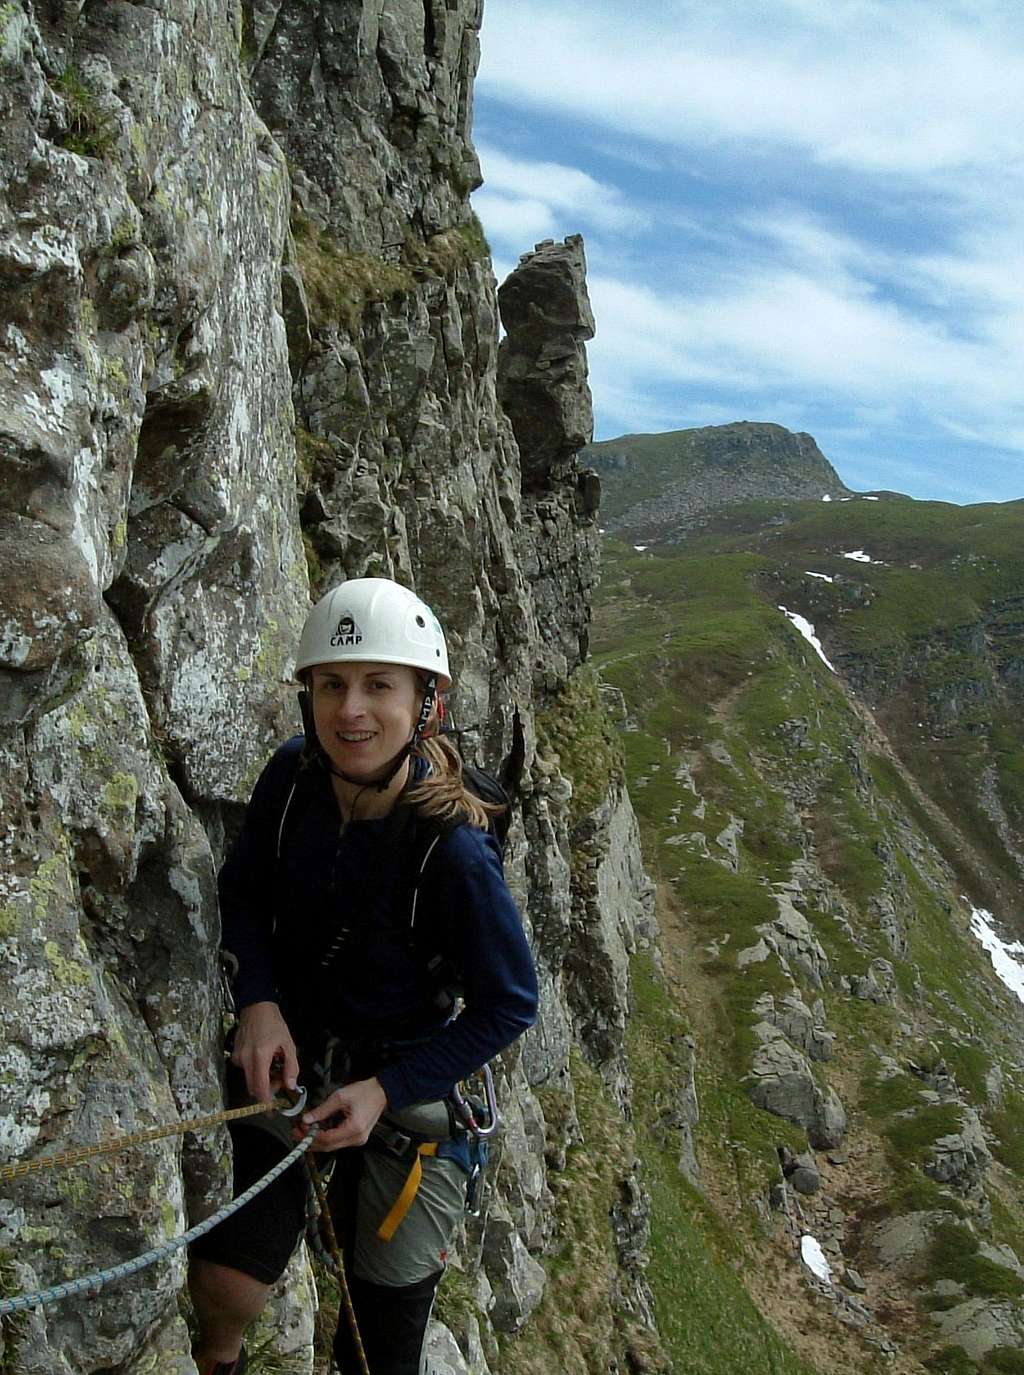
[188,577,538,1375]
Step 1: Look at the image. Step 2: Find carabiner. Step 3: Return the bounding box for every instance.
[278,1085,308,1118]
[451,1065,501,1139]
[475,1064,500,1139]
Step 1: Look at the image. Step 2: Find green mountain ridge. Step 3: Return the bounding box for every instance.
[555,446,1024,1373]
[583,422,854,541]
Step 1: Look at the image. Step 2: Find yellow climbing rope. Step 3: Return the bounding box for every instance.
[0,1095,296,1182]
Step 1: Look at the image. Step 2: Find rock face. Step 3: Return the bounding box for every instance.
[747,1026,847,1149]
[0,3,655,1373]
[497,235,597,492]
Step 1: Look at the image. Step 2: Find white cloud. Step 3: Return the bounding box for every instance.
[477,144,647,235]
[475,1,1024,498]
[478,1,1024,180]
[472,190,557,248]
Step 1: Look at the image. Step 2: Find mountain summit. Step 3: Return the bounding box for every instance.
[584,421,851,540]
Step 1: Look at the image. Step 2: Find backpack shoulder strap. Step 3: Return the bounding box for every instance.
[275,745,321,860]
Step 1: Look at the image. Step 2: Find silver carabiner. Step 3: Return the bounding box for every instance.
[475,1064,500,1139]
[278,1085,308,1118]
[451,1065,501,1139]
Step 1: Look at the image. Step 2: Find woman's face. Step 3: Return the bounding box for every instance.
[309,661,422,781]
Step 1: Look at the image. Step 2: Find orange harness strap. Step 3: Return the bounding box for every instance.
[376,1142,439,1242]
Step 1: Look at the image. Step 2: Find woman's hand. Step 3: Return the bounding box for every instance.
[301,1078,387,1151]
[231,1001,299,1104]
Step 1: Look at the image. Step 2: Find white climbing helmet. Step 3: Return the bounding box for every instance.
[295,578,451,688]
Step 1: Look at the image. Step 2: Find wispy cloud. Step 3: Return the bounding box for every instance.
[478,1,1024,181]
[474,0,1024,501]
[476,144,648,234]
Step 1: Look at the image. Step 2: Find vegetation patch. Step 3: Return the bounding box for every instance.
[0,1248,28,1375]
[403,215,491,280]
[988,1091,1024,1175]
[883,1103,964,1165]
[291,213,415,331]
[627,953,817,1374]
[984,1349,1024,1374]
[926,1347,976,1375]
[536,664,625,828]
[857,1069,927,1119]
[886,1159,967,1217]
[923,1221,1024,1299]
[292,212,490,333]
[497,1051,658,1375]
[53,67,115,158]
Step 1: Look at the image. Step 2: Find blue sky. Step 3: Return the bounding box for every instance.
[472,0,1024,504]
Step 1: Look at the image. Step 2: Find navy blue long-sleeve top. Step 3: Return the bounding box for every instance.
[219,737,538,1111]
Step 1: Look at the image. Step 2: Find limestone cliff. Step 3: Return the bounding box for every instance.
[0,4,658,1372]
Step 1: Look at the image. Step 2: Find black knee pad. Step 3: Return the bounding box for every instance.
[334,1271,441,1375]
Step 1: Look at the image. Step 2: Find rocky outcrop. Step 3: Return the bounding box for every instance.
[497,235,596,493]
[584,422,850,541]
[0,2,656,1372]
[747,1026,847,1149]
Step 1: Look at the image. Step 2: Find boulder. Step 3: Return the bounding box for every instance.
[482,1205,547,1334]
[746,1028,846,1148]
[924,1109,992,1196]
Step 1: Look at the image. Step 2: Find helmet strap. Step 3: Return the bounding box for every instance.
[297,687,318,761]
[365,672,438,792]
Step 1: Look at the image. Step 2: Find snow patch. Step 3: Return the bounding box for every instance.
[801,1235,833,1283]
[805,571,834,583]
[842,550,873,563]
[634,545,647,552]
[821,494,832,502]
[779,607,836,672]
[968,904,1024,1006]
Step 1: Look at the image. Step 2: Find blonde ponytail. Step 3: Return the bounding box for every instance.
[405,735,505,832]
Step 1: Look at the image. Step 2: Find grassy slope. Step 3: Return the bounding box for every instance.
[673,496,1024,915]
[591,497,1024,1374]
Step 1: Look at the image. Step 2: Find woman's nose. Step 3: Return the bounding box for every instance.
[333,689,366,718]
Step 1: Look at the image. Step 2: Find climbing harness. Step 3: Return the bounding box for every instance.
[0,1113,315,1318]
[375,1137,441,1242]
[367,1064,502,1242]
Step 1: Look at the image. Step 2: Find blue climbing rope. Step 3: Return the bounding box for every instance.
[0,1128,318,1317]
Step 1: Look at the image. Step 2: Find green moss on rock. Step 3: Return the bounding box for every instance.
[292,214,415,331]
[536,665,624,827]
